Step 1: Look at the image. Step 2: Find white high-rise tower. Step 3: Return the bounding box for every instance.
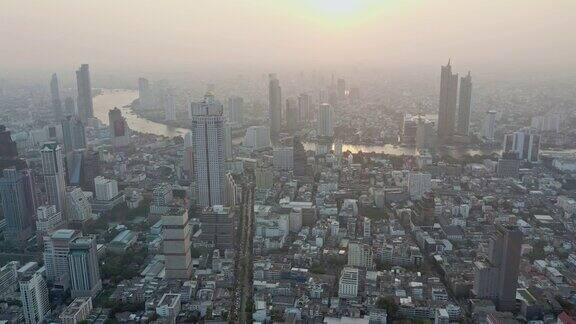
[317,103,334,138]
[191,92,226,207]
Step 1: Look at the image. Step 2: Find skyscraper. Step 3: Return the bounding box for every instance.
[164,91,176,122]
[285,98,298,132]
[41,142,67,216]
[0,125,25,171]
[138,77,151,109]
[191,92,226,207]
[198,205,236,251]
[437,60,459,144]
[490,225,522,311]
[0,168,35,242]
[297,93,310,122]
[268,74,282,140]
[317,103,334,138]
[68,236,102,298]
[61,116,86,155]
[482,110,497,141]
[293,135,307,177]
[227,96,244,126]
[64,97,76,117]
[43,229,80,290]
[457,71,472,136]
[162,207,192,279]
[19,269,50,324]
[50,73,63,120]
[75,64,94,123]
[224,123,233,161]
[108,107,131,148]
[503,130,541,163]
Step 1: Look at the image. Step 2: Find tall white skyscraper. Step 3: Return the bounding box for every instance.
[41,142,67,217]
[317,103,334,138]
[20,269,50,324]
[68,236,102,298]
[191,92,226,207]
[482,110,497,141]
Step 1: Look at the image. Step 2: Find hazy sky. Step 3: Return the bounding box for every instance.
[1,0,575,74]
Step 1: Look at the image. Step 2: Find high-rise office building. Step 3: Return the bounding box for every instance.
[61,115,86,155]
[0,125,26,171]
[457,71,472,136]
[490,225,522,311]
[68,236,102,298]
[64,97,76,117]
[43,229,80,290]
[474,225,522,312]
[108,107,131,148]
[227,96,244,126]
[496,152,520,179]
[293,135,307,177]
[297,93,310,122]
[285,98,298,132]
[224,123,233,161]
[408,172,432,199]
[66,187,92,222]
[338,267,359,298]
[162,207,192,279]
[36,204,64,238]
[198,205,236,251]
[75,64,94,123]
[348,242,373,269]
[0,168,35,242]
[273,146,293,170]
[191,92,226,207]
[81,149,100,192]
[437,60,459,144]
[482,110,497,141]
[268,74,282,140]
[138,77,151,109]
[50,73,63,120]
[317,103,334,138]
[503,130,540,163]
[164,91,176,122]
[244,126,271,150]
[19,269,50,324]
[41,142,67,216]
[94,176,118,201]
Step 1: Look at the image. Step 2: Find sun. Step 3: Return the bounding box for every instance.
[308,0,363,16]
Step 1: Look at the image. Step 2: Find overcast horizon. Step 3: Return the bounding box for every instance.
[1,0,575,78]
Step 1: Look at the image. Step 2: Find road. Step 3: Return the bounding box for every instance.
[230,183,255,323]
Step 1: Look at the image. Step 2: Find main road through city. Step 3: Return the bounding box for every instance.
[230,183,255,323]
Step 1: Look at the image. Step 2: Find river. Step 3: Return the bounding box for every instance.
[93,89,499,157]
[93,89,189,137]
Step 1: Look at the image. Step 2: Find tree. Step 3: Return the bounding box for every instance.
[376,296,399,319]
